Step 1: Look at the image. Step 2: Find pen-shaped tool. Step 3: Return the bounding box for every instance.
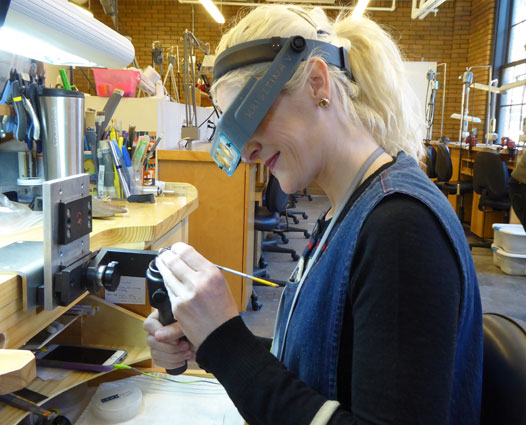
[215,265,279,287]
[109,140,131,198]
[157,249,280,288]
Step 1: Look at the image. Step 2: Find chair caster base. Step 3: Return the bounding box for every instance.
[250,291,263,311]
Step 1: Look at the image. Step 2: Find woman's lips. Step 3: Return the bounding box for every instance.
[265,152,280,172]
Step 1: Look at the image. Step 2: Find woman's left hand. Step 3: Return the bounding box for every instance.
[156,242,239,350]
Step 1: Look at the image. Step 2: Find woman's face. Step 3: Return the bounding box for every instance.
[216,83,324,194]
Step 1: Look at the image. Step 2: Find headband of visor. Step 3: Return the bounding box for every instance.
[210,36,351,176]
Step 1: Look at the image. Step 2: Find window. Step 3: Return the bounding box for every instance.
[494,0,526,144]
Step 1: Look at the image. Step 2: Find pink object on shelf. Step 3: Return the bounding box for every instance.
[92,68,141,97]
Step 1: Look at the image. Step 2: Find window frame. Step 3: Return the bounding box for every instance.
[493,0,526,144]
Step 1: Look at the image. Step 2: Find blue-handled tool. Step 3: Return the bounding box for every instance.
[10,80,28,144]
[27,82,43,153]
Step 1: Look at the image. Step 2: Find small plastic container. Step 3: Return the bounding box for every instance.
[92,68,141,97]
[492,244,526,275]
[492,223,526,255]
[91,381,142,423]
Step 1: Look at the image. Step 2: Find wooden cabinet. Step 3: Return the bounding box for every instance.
[158,150,255,311]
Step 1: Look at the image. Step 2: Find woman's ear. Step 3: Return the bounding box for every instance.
[307,58,331,100]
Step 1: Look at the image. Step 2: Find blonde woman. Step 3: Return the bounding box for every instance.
[144,6,483,424]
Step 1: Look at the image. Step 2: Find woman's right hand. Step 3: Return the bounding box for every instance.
[143,310,196,370]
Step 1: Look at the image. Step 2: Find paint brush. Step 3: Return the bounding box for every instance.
[215,265,279,287]
[158,248,280,288]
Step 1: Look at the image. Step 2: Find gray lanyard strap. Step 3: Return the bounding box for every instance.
[272,146,385,359]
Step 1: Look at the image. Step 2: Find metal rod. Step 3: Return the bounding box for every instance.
[437,63,447,139]
[469,65,493,144]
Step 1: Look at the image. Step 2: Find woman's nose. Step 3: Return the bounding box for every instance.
[242,142,262,163]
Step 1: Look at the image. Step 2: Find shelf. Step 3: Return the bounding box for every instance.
[21,314,80,350]
[0,296,151,424]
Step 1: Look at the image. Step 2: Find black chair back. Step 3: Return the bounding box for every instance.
[435,143,453,182]
[473,151,509,202]
[265,175,289,214]
[509,177,526,231]
[425,146,437,178]
[481,313,526,425]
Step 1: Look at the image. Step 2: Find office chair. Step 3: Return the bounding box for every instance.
[425,145,437,178]
[434,143,473,221]
[280,199,308,224]
[509,178,526,232]
[480,313,526,425]
[252,176,301,310]
[470,151,511,249]
[509,151,526,231]
[286,190,311,224]
[292,188,313,203]
[254,175,301,261]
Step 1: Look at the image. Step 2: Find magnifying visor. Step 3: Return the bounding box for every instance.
[210,35,351,176]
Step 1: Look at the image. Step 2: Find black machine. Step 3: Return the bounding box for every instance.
[0,174,185,376]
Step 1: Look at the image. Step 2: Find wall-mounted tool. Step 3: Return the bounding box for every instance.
[163,46,180,102]
[181,30,210,141]
[458,68,474,143]
[424,69,439,142]
[152,41,164,82]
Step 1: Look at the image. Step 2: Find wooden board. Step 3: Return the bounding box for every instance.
[0,350,35,395]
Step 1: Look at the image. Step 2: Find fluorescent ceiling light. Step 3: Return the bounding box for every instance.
[351,0,371,19]
[199,0,225,24]
[0,25,97,67]
[0,0,135,68]
[266,0,336,4]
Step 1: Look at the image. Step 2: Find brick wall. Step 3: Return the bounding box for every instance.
[467,0,497,140]
[75,0,496,142]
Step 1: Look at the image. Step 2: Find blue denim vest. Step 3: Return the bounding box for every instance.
[274,152,483,424]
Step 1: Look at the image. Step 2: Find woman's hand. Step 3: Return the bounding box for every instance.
[143,310,196,370]
[155,242,239,350]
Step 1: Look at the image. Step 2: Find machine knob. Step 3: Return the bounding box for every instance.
[151,288,168,305]
[102,261,121,291]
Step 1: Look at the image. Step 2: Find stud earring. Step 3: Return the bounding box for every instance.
[318,98,330,108]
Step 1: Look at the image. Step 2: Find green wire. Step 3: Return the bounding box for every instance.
[114,364,220,385]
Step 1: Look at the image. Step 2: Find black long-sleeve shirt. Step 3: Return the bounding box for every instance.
[196,185,462,424]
